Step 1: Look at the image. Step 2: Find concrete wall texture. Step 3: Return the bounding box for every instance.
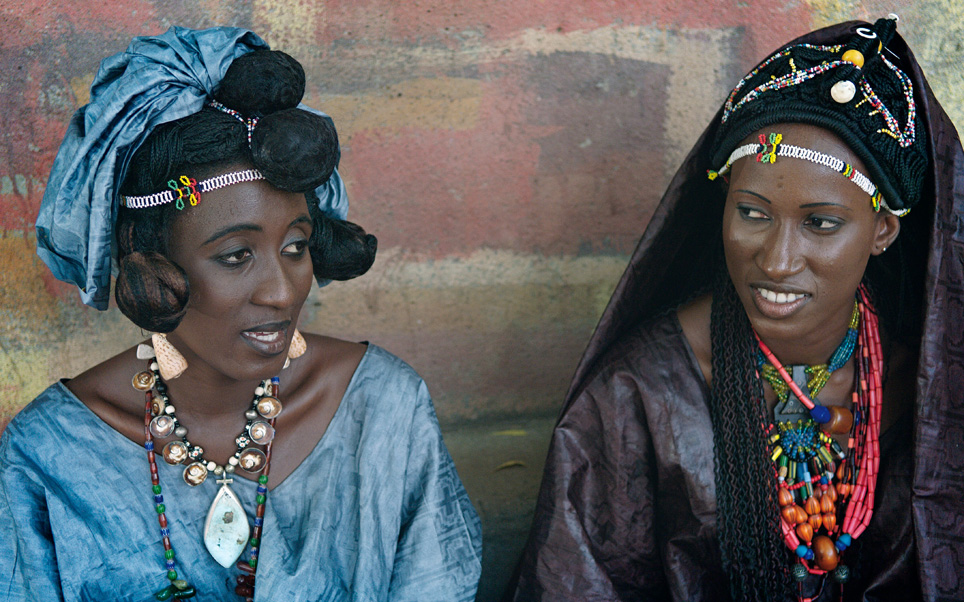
[2,0,962,434]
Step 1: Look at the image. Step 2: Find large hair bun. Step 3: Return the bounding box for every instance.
[214,49,305,114]
[251,108,340,192]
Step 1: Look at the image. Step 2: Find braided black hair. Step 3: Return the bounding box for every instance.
[115,50,376,332]
[709,264,795,601]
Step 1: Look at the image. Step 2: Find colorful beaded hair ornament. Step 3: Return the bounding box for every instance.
[121,102,267,210]
[707,15,927,216]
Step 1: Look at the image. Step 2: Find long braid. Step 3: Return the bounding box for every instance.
[709,268,794,601]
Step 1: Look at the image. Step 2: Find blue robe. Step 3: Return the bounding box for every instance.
[0,345,482,601]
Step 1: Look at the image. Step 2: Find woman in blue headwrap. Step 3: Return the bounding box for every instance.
[0,27,481,601]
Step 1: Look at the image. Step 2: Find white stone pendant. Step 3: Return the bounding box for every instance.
[203,479,250,568]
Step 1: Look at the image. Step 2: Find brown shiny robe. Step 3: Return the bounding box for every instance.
[513,312,920,601]
[512,20,964,602]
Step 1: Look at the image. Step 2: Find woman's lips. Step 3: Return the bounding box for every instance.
[241,326,288,355]
[751,286,810,319]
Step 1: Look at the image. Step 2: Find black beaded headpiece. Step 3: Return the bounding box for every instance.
[710,16,927,214]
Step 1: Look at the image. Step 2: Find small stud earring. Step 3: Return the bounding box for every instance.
[152,333,187,380]
[288,329,307,360]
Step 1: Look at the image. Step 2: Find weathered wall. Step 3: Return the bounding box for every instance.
[1,0,961,434]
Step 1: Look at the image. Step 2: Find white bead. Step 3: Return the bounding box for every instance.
[165,405,176,415]
[887,13,899,22]
[206,461,217,471]
[255,387,265,396]
[150,361,159,371]
[831,80,856,104]
[228,456,239,466]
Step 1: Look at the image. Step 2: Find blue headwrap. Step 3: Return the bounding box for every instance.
[35,26,350,310]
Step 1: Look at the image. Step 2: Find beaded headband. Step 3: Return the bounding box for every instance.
[707,132,905,215]
[121,169,265,210]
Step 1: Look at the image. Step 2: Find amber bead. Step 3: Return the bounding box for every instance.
[808,513,822,531]
[778,487,793,507]
[813,535,839,571]
[841,49,865,68]
[824,406,854,434]
[796,522,813,543]
[785,504,808,525]
[837,483,852,497]
[826,483,838,503]
[822,512,837,532]
[805,496,821,516]
[820,493,835,514]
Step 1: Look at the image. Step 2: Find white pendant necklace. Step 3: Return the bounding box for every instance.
[134,343,283,567]
[204,476,250,567]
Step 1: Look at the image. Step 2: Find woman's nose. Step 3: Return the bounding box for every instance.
[250,260,299,308]
[757,223,805,280]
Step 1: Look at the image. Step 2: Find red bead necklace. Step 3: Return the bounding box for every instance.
[757,286,882,601]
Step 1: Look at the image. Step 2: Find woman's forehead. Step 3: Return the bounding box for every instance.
[169,181,307,245]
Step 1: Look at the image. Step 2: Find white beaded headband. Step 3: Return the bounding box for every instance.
[707,132,908,216]
[121,169,265,210]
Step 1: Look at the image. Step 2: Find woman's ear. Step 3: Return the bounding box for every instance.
[871,213,901,255]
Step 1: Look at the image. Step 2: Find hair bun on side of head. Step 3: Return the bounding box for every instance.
[251,108,340,192]
[309,215,378,281]
[115,252,190,333]
[214,49,306,114]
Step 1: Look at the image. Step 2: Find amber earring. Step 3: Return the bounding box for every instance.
[152,333,187,380]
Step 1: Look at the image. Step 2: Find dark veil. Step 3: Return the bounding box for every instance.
[559,21,964,598]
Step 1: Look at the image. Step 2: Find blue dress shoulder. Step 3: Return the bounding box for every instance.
[0,344,482,601]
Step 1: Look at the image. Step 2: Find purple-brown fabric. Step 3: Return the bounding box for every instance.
[513,21,964,602]
[513,313,921,601]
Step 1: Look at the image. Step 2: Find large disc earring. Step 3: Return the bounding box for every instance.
[152,333,187,380]
[288,329,307,360]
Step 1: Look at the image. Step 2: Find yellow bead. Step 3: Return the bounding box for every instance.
[842,49,865,68]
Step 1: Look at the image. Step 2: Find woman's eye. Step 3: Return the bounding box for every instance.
[805,216,841,231]
[282,240,308,256]
[218,249,251,265]
[738,206,769,221]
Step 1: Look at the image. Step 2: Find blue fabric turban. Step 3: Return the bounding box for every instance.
[35,26,350,310]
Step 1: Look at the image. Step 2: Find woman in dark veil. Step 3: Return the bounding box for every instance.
[512,16,963,602]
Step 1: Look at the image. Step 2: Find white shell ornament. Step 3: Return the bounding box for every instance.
[238,448,267,473]
[248,421,275,445]
[162,441,189,465]
[831,80,856,104]
[136,343,157,360]
[203,479,250,568]
[256,396,283,419]
[182,461,209,486]
[149,415,175,438]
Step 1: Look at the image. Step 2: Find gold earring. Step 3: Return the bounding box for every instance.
[287,329,307,360]
[152,333,187,380]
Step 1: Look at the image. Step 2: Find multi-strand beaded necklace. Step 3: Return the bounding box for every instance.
[133,351,282,601]
[755,286,882,601]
